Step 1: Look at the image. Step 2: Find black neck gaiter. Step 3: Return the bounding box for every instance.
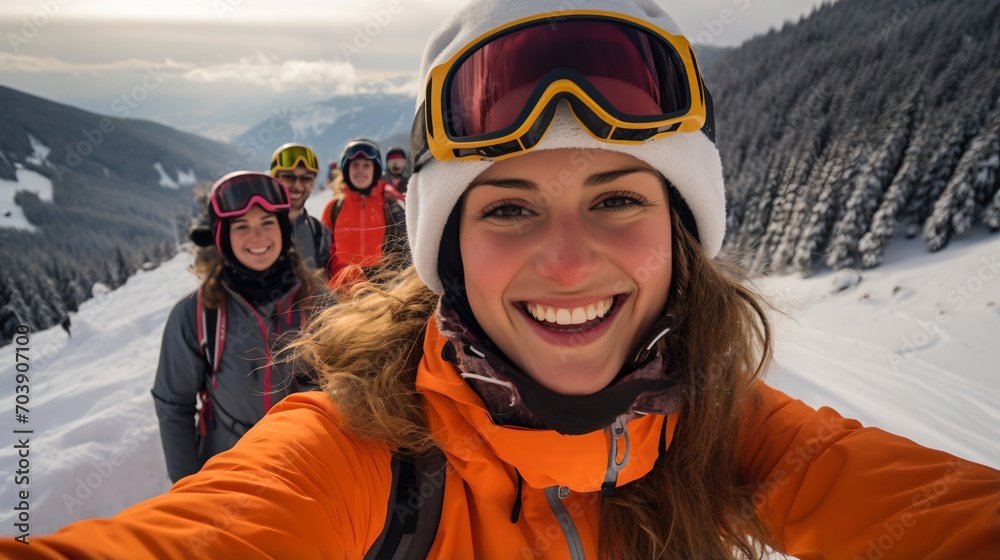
[222,256,297,308]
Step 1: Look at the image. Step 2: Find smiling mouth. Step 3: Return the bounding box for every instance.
[246,246,271,255]
[521,296,621,333]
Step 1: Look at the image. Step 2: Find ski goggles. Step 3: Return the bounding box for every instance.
[270,145,319,173]
[210,172,291,219]
[414,11,709,165]
[343,142,380,162]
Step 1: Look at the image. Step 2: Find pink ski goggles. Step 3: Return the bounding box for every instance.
[209,172,290,250]
[210,172,291,218]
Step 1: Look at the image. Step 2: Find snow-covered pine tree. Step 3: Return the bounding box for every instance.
[772,125,833,273]
[900,119,969,236]
[856,86,925,268]
[793,133,854,276]
[923,97,1000,250]
[112,245,135,288]
[59,266,88,314]
[825,139,875,271]
[985,188,1000,232]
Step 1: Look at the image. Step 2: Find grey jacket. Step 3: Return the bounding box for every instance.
[292,211,332,274]
[152,282,315,482]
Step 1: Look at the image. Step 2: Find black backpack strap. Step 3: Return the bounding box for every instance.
[364,451,446,560]
[305,215,325,258]
[329,197,345,229]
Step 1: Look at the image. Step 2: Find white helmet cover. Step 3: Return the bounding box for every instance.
[406,0,726,294]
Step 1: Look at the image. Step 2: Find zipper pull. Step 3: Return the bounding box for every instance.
[601,415,631,497]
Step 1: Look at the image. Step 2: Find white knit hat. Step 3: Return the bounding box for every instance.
[406,0,726,294]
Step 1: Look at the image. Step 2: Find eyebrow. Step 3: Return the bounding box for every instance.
[584,167,660,186]
[468,167,659,190]
[467,177,536,190]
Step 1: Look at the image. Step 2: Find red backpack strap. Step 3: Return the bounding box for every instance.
[196,290,226,438]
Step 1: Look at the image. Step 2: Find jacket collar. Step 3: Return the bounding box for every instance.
[345,180,387,199]
[417,316,678,493]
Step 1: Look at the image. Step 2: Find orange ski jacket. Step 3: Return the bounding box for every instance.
[320,181,406,291]
[6,317,999,559]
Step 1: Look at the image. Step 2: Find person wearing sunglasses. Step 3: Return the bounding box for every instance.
[319,138,408,292]
[150,172,323,484]
[9,1,997,558]
[269,143,334,281]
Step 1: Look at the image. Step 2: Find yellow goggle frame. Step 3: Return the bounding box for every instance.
[422,10,708,164]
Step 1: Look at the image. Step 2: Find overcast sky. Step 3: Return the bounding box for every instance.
[0,0,831,140]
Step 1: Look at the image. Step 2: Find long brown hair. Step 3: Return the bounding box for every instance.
[293,204,774,557]
[192,244,321,310]
[598,203,775,558]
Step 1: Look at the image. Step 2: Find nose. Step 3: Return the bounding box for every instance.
[533,215,601,287]
[249,224,272,239]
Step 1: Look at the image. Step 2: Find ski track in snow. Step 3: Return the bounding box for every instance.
[0,202,996,542]
[770,324,1000,467]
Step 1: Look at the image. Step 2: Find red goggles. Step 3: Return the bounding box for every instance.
[416,12,709,164]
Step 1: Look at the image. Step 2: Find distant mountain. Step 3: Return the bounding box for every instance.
[232,93,416,171]
[0,85,244,344]
[709,0,1000,275]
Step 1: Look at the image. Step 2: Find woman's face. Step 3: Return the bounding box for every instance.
[228,204,283,271]
[460,148,672,395]
[348,158,375,189]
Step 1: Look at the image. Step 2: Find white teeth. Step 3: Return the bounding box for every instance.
[525,297,615,326]
[555,308,571,325]
[247,247,269,254]
[596,298,609,318]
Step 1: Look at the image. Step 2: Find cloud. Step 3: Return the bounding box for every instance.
[182,53,357,94]
[0,53,192,74]
[0,51,361,95]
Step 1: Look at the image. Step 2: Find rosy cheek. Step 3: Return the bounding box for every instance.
[604,221,672,288]
[462,231,523,307]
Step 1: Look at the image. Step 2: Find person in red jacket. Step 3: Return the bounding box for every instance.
[320,138,408,292]
[5,1,998,559]
[382,146,409,199]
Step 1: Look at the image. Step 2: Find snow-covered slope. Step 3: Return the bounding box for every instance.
[0,215,997,536]
[0,168,54,232]
[760,228,1000,467]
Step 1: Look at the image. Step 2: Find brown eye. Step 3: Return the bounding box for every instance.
[594,191,648,211]
[481,200,534,223]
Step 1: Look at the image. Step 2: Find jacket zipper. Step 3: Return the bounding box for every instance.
[602,415,631,496]
[545,486,586,560]
[360,195,367,258]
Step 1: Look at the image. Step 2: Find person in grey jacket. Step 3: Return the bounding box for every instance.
[270,143,333,279]
[152,172,324,483]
